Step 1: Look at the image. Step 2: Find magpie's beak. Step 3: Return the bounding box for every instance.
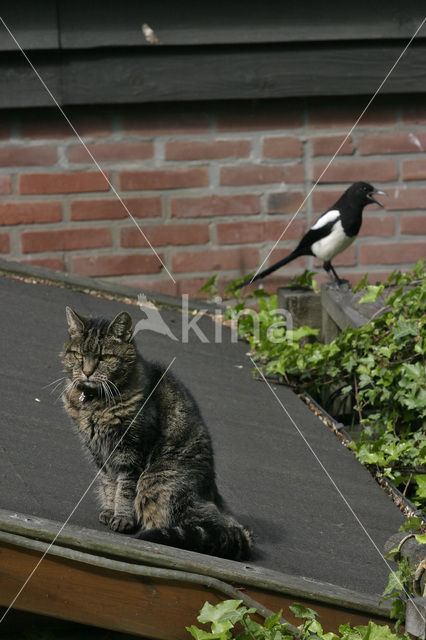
[368,189,387,208]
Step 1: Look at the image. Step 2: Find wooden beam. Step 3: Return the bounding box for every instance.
[61,43,426,105]
[58,0,424,48]
[0,2,58,51]
[1,41,426,110]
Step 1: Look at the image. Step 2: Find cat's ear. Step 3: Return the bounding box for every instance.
[107,312,132,342]
[66,307,85,335]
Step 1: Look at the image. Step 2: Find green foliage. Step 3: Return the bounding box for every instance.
[186,600,410,640]
[287,270,320,293]
[224,261,426,509]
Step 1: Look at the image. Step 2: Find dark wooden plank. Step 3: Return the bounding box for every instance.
[0,1,58,51]
[0,53,61,108]
[60,43,426,105]
[58,0,425,47]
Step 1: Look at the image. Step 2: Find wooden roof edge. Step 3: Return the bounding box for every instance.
[0,509,391,619]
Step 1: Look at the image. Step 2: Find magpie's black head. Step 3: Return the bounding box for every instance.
[347,181,386,208]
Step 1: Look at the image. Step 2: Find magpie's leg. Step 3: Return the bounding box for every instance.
[323,261,343,286]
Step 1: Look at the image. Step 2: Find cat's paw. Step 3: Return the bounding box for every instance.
[99,509,114,525]
[109,515,137,533]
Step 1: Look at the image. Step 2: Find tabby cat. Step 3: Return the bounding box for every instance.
[61,307,252,560]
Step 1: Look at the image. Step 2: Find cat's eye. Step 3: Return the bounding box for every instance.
[69,351,82,361]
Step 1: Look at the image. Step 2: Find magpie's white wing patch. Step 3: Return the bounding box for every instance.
[311,209,340,231]
[311,219,355,262]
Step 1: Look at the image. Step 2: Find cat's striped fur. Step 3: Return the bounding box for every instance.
[61,307,252,560]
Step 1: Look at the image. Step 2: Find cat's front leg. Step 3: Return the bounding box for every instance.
[98,470,116,526]
[109,474,138,533]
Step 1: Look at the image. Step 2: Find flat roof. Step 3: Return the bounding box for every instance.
[0,265,404,599]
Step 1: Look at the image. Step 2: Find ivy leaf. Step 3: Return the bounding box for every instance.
[382,570,404,597]
[358,285,384,304]
[197,600,254,634]
[186,626,230,640]
[289,603,318,620]
[414,475,426,499]
[354,273,369,293]
[398,516,422,533]
[264,610,283,629]
[415,533,426,545]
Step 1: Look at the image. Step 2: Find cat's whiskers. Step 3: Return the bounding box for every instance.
[44,376,67,393]
[56,378,79,403]
[106,379,122,404]
[103,380,116,407]
[100,381,112,407]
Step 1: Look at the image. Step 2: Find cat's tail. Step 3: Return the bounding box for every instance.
[135,514,253,561]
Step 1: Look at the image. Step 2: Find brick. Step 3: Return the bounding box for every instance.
[122,110,210,135]
[0,175,11,195]
[385,188,426,210]
[402,159,426,181]
[308,103,396,128]
[0,146,57,167]
[21,228,111,253]
[358,215,395,237]
[267,191,305,214]
[312,189,345,212]
[0,123,10,140]
[23,257,65,271]
[120,168,208,191]
[165,139,250,161]
[171,194,260,218]
[121,224,209,247]
[221,164,304,186]
[68,141,154,163]
[313,160,397,183]
[19,172,110,195]
[359,242,426,265]
[216,104,303,132]
[171,248,259,273]
[21,113,111,139]
[72,254,163,277]
[400,215,426,235]
[312,135,354,157]
[402,102,426,125]
[71,197,161,221]
[0,233,9,253]
[216,219,306,245]
[360,132,426,155]
[262,136,302,158]
[0,202,62,225]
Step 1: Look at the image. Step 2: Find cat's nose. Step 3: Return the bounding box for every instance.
[82,357,97,377]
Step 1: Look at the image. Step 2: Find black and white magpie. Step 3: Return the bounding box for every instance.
[236,181,386,288]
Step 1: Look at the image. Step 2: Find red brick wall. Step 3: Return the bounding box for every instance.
[0,98,425,297]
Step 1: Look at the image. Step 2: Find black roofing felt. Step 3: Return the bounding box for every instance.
[0,272,404,596]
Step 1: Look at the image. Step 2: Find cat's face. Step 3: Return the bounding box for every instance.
[62,307,136,397]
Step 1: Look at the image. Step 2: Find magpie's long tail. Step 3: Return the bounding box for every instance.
[235,249,303,290]
[136,517,253,561]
